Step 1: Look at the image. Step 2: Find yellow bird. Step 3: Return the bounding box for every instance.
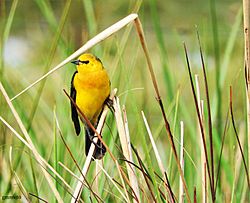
[70,53,111,159]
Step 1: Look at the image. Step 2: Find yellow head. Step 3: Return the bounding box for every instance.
[71,53,104,73]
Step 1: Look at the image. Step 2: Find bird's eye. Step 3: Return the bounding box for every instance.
[79,60,89,64]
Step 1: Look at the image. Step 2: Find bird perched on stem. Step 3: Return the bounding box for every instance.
[70,53,111,159]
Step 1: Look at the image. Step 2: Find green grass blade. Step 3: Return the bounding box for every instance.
[0,0,19,78]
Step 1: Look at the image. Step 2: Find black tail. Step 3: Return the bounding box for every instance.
[85,126,106,160]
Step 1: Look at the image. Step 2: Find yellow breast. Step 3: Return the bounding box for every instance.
[74,69,110,124]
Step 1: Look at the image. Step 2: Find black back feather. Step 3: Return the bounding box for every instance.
[70,71,81,135]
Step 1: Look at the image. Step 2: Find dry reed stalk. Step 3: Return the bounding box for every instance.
[113,97,140,203]
[141,111,165,175]
[200,100,207,203]
[179,121,184,203]
[94,160,102,196]
[242,0,250,178]
[123,106,141,203]
[0,82,63,203]
[195,75,207,203]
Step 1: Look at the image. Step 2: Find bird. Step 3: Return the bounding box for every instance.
[70,53,111,160]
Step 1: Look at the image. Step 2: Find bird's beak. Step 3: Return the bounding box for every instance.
[71,60,80,65]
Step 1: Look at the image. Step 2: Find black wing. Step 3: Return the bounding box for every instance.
[70,71,81,135]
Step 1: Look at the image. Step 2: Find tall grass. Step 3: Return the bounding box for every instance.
[0,0,249,202]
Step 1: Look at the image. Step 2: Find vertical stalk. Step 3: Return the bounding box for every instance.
[53,108,59,203]
[179,121,185,203]
[195,75,207,203]
[242,0,250,178]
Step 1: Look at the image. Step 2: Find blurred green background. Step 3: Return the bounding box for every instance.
[0,0,248,202]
